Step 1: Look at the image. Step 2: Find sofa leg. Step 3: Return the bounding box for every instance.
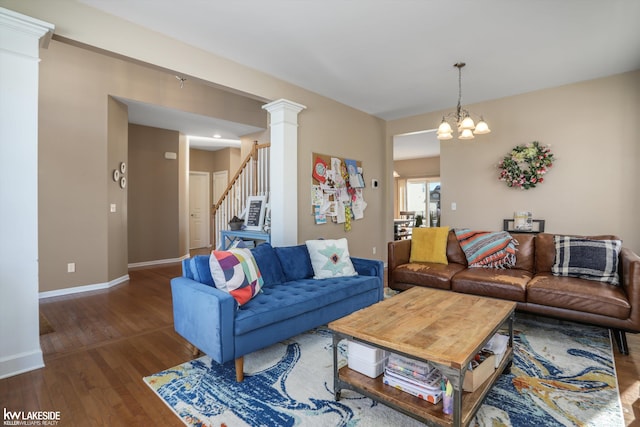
[235,357,244,382]
[612,329,629,355]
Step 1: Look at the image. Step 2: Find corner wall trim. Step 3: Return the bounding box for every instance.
[38,274,130,299]
[0,349,44,380]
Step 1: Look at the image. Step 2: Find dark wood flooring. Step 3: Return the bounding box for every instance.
[0,262,638,426]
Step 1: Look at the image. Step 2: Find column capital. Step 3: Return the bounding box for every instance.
[262,98,307,115]
[0,8,54,55]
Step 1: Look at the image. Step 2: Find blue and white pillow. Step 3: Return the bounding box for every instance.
[305,238,357,279]
[551,236,621,285]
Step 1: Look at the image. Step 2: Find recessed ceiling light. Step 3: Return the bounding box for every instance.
[213,133,222,138]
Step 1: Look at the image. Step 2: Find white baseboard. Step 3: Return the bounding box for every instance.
[0,349,44,380]
[127,254,189,269]
[38,274,129,299]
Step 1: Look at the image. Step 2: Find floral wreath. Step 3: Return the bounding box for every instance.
[498,141,554,190]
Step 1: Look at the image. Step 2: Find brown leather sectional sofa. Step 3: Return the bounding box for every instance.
[388,231,640,354]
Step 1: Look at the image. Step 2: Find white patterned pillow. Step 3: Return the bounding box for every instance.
[551,236,621,285]
[305,238,358,279]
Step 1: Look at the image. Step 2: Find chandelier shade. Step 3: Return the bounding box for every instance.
[436,62,490,141]
[437,119,452,135]
[458,129,474,140]
[474,118,491,134]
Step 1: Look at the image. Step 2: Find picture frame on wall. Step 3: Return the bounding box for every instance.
[243,195,267,231]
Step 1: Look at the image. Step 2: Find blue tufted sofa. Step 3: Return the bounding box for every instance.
[171,242,384,381]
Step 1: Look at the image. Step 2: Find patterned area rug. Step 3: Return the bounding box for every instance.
[144,315,623,427]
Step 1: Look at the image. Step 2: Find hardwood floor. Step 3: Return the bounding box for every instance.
[0,263,638,426]
[2,264,190,426]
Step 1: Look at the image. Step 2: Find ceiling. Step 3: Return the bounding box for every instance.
[80,0,640,156]
[393,131,440,160]
[119,98,264,151]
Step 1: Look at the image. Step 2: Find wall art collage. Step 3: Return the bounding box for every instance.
[311,153,367,231]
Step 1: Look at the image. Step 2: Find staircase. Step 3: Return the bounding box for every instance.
[212,142,270,248]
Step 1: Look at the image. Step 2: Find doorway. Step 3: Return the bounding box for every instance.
[392,130,441,233]
[189,171,211,249]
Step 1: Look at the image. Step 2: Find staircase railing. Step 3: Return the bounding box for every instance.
[212,142,270,248]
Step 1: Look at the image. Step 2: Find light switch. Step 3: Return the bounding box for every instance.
[110,203,117,213]
[451,202,457,211]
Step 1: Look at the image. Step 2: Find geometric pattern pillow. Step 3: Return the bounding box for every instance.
[209,248,263,305]
[305,238,358,279]
[551,236,621,286]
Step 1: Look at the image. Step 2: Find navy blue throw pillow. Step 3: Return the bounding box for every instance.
[250,243,286,286]
[274,244,314,281]
[189,255,215,287]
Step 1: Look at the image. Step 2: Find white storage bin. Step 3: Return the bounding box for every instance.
[348,354,388,378]
[347,340,388,363]
[347,340,388,378]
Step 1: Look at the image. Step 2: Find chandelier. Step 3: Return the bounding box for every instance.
[436,62,490,141]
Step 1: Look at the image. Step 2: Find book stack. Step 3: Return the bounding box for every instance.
[383,354,443,404]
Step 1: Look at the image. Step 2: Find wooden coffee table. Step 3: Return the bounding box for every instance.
[328,287,516,427]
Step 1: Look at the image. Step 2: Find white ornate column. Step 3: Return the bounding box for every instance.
[262,99,306,246]
[0,8,53,378]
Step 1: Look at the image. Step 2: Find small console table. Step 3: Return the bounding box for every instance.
[219,230,270,250]
[503,219,545,234]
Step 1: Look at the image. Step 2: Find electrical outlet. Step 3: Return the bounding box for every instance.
[67,262,76,273]
[372,247,377,255]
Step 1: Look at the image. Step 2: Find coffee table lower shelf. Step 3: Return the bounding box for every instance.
[334,346,513,427]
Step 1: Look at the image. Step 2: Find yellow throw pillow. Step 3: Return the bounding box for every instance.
[410,227,450,264]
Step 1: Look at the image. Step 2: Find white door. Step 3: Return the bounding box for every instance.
[189,172,210,249]
[212,170,228,205]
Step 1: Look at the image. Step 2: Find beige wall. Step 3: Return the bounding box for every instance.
[128,124,181,264]
[38,42,110,292]
[8,0,639,273]
[7,1,388,292]
[36,39,267,291]
[190,147,241,179]
[393,156,440,179]
[107,98,129,280]
[388,71,640,253]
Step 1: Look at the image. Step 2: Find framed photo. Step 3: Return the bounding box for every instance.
[244,195,267,231]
